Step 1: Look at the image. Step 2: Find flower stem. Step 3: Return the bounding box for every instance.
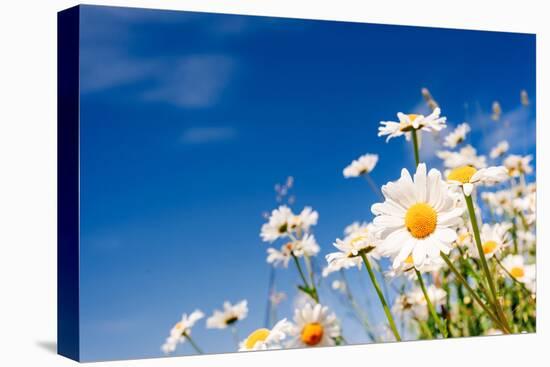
[183,333,204,354]
[231,326,240,349]
[360,252,401,341]
[292,252,319,302]
[440,252,510,333]
[364,173,384,201]
[340,270,378,342]
[414,269,448,338]
[411,129,421,167]
[464,194,511,331]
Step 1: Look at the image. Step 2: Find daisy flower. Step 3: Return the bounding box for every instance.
[446,165,508,196]
[343,154,378,178]
[260,206,319,242]
[324,223,379,277]
[500,255,536,291]
[468,223,510,259]
[437,145,487,169]
[161,309,204,354]
[378,108,447,142]
[294,207,319,232]
[372,163,463,270]
[504,154,533,177]
[267,234,320,268]
[288,303,340,348]
[443,123,470,148]
[393,285,446,322]
[260,206,294,242]
[206,300,248,329]
[454,226,473,249]
[239,319,293,351]
[490,141,509,159]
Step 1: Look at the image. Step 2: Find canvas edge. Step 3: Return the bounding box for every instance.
[57,4,81,362]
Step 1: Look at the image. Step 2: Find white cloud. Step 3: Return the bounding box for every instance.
[142,55,234,108]
[180,127,237,144]
[469,105,535,156]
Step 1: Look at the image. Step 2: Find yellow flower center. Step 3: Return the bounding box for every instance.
[405,255,414,265]
[405,203,437,239]
[510,266,525,278]
[482,241,498,254]
[448,166,477,184]
[244,328,270,349]
[408,114,419,122]
[301,323,324,346]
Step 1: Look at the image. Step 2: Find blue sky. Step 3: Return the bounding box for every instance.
[77,5,536,361]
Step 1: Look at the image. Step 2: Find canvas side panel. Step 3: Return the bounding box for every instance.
[57,5,80,362]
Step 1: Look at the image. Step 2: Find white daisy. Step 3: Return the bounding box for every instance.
[443,123,470,148]
[504,154,533,177]
[490,141,509,159]
[161,310,205,354]
[468,223,510,259]
[343,154,379,177]
[260,206,294,242]
[501,255,536,291]
[267,234,320,268]
[206,300,248,329]
[371,163,463,270]
[446,165,508,196]
[239,319,293,351]
[378,108,447,142]
[437,145,487,169]
[288,303,340,348]
[324,223,379,277]
[295,207,319,232]
[393,285,446,322]
[260,206,319,243]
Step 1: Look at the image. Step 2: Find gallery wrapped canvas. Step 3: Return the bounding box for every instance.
[58,5,536,362]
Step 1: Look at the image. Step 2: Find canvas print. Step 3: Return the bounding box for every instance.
[57,5,536,362]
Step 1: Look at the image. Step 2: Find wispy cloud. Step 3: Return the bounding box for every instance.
[469,105,535,156]
[180,127,237,145]
[79,7,236,108]
[142,55,234,108]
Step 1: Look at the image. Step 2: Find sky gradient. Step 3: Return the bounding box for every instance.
[77,5,536,361]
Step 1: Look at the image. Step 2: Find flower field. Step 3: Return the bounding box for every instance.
[161,89,536,354]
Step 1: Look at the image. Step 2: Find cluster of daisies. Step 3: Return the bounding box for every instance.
[162,89,535,356]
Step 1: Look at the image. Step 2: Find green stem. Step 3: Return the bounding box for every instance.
[292,252,310,289]
[464,194,511,331]
[183,333,204,354]
[440,252,510,333]
[292,252,319,302]
[340,271,377,341]
[360,252,401,341]
[414,269,448,338]
[364,173,384,201]
[411,129,421,166]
